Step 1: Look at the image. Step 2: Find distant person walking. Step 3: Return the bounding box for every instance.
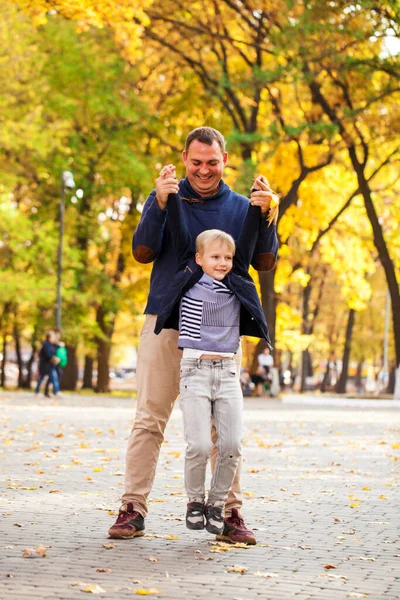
[35,331,61,398]
[45,331,68,397]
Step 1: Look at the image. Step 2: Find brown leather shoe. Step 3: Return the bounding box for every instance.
[216,508,256,545]
[108,503,145,539]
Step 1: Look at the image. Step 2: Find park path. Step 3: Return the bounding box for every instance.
[0,392,399,600]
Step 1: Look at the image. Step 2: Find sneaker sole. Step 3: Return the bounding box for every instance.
[108,529,145,540]
[186,523,205,531]
[216,533,256,545]
[206,523,223,535]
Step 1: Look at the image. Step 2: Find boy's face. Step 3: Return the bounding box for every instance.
[195,241,233,280]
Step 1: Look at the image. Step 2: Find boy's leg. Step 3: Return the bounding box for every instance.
[210,347,243,516]
[121,315,181,518]
[207,361,243,506]
[180,360,213,502]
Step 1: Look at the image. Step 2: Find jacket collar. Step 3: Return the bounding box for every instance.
[179,178,230,202]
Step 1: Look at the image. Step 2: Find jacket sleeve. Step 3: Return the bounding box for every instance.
[132,191,167,263]
[165,194,193,265]
[251,217,278,272]
[42,341,56,361]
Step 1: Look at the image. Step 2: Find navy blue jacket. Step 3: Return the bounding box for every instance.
[154,193,274,349]
[132,178,278,315]
[38,341,57,376]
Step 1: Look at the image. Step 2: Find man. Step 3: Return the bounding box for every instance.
[108,127,278,544]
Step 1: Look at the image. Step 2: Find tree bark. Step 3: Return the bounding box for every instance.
[95,306,115,393]
[336,308,356,394]
[251,269,277,372]
[1,335,7,388]
[14,322,24,388]
[62,345,78,390]
[82,356,94,389]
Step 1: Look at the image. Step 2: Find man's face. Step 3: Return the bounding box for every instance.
[182,140,228,197]
[195,241,233,280]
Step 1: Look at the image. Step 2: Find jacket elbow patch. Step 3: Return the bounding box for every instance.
[253,252,276,271]
[133,245,155,263]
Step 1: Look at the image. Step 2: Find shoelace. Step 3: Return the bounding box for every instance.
[228,515,245,528]
[116,510,137,524]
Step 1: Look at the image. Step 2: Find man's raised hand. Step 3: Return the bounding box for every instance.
[250,175,279,225]
[155,164,179,209]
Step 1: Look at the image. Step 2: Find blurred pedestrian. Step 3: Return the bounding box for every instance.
[45,331,68,397]
[34,331,61,397]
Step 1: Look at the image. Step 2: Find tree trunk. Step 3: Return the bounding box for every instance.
[1,335,7,388]
[336,308,356,394]
[14,323,24,388]
[62,345,78,390]
[95,306,115,393]
[355,359,364,394]
[23,346,36,389]
[249,269,277,372]
[82,356,94,389]
[300,277,312,393]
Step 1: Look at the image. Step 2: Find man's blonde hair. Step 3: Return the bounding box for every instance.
[196,229,236,255]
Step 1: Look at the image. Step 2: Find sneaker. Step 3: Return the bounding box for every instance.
[108,503,145,539]
[216,508,256,545]
[205,502,224,535]
[186,500,205,530]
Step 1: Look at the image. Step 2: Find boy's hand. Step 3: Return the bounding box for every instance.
[155,164,179,209]
[250,175,279,213]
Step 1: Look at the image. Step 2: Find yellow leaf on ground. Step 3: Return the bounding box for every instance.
[22,545,48,558]
[93,466,104,472]
[324,564,337,569]
[226,565,248,574]
[134,589,161,595]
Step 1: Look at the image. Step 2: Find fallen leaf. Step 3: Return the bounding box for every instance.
[164,535,179,540]
[22,545,48,558]
[93,467,104,473]
[96,568,112,573]
[253,571,279,578]
[13,523,22,527]
[324,564,337,569]
[347,594,368,598]
[356,556,376,562]
[70,582,106,594]
[102,543,115,550]
[134,589,161,595]
[148,556,159,562]
[226,565,248,574]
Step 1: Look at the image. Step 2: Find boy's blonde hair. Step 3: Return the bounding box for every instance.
[196,229,236,255]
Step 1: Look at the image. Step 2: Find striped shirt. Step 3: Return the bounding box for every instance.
[178,273,241,353]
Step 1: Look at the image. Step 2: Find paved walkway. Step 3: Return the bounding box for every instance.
[0,391,399,600]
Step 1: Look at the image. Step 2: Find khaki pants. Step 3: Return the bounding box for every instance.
[122,314,243,518]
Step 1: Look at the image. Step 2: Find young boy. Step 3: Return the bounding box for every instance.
[155,189,276,536]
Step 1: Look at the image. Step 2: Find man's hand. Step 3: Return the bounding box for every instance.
[155,164,179,210]
[250,175,279,214]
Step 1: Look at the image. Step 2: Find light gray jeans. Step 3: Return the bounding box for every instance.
[179,357,243,505]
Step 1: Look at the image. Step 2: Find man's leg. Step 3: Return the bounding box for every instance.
[122,315,181,517]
